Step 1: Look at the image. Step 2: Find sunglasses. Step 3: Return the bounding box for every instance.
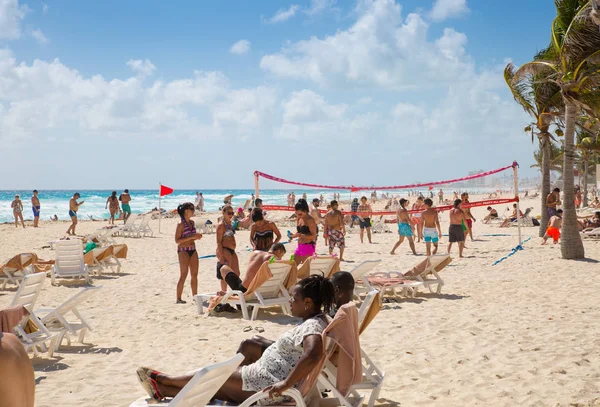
[226,212,234,215]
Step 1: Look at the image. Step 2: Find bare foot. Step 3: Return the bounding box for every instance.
[390,251,395,255]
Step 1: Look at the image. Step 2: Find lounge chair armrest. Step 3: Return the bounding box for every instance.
[369,272,392,278]
[238,389,305,407]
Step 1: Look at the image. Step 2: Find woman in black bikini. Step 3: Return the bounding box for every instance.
[250,208,282,251]
[175,202,202,304]
[216,205,240,293]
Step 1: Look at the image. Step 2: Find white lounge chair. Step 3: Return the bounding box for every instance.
[582,227,600,239]
[398,254,452,294]
[120,214,140,237]
[135,216,154,237]
[346,260,382,298]
[0,253,36,289]
[130,353,245,407]
[196,262,292,320]
[298,256,340,279]
[10,273,59,357]
[34,286,101,350]
[51,240,91,285]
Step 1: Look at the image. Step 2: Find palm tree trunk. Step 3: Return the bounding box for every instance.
[583,159,589,207]
[539,137,551,237]
[561,100,585,259]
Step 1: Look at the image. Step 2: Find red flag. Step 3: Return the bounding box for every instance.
[428,186,434,191]
[160,184,174,197]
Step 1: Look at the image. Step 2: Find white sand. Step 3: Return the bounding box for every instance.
[1,195,599,406]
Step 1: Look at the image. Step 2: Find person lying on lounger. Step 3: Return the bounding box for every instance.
[136,275,336,403]
[218,243,287,295]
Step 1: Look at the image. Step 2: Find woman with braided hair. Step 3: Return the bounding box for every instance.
[135,275,335,404]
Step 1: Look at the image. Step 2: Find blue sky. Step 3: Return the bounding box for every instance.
[0,0,557,189]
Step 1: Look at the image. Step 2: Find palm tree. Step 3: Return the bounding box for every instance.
[511,0,600,259]
[504,65,562,237]
[578,133,600,205]
[531,140,564,175]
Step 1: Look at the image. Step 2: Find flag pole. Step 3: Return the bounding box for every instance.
[158,183,162,234]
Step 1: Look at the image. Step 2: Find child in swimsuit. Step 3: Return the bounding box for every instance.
[175,202,202,304]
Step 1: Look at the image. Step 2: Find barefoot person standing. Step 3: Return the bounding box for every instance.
[119,189,132,223]
[390,198,417,255]
[175,203,202,304]
[290,199,317,265]
[216,205,239,294]
[31,190,40,227]
[324,200,346,260]
[105,191,120,225]
[448,199,466,258]
[10,195,25,228]
[66,193,84,235]
[461,193,476,242]
[422,198,442,256]
[357,196,373,244]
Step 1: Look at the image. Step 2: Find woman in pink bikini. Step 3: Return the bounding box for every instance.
[290,199,317,265]
[174,202,202,304]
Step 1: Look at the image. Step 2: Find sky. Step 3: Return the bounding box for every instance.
[0,0,558,190]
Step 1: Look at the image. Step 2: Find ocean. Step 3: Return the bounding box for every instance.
[0,186,514,223]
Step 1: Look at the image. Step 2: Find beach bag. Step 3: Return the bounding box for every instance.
[532,218,540,226]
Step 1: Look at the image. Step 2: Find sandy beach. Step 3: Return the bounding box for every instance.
[1,195,599,407]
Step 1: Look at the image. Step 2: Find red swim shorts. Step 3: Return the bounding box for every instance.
[546,226,561,242]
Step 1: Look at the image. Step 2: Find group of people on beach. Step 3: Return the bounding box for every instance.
[9,191,40,228]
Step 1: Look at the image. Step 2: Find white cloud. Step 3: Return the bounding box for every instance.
[266,4,300,23]
[230,39,250,55]
[0,0,28,40]
[260,0,473,90]
[0,50,277,145]
[305,0,336,16]
[277,89,379,141]
[126,59,156,77]
[429,0,469,22]
[42,2,48,14]
[31,28,49,45]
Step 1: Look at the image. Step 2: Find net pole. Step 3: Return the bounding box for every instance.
[254,172,260,200]
[158,183,162,234]
[513,163,522,245]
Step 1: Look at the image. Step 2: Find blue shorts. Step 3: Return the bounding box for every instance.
[423,227,439,243]
[359,218,371,229]
[32,206,40,217]
[69,210,77,218]
[398,223,413,237]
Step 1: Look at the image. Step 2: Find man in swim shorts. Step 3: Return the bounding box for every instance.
[357,196,373,244]
[324,200,346,260]
[119,189,132,223]
[483,207,498,224]
[390,198,417,255]
[422,198,442,256]
[542,209,562,245]
[31,190,40,228]
[66,193,84,235]
[448,199,466,258]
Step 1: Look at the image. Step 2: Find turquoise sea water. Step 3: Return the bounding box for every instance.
[0,185,510,223]
[0,189,348,223]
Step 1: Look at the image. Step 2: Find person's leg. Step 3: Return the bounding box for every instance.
[237,338,266,366]
[407,236,417,255]
[366,227,372,243]
[14,213,18,228]
[189,253,199,297]
[339,243,345,261]
[212,369,255,403]
[447,242,453,254]
[360,227,364,243]
[19,213,25,228]
[390,236,404,255]
[468,223,474,241]
[177,252,190,302]
[425,242,431,256]
[458,242,464,258]
[433,242,438,255]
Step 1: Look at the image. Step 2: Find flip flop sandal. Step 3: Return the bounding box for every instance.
[254,326,265,333]
[136,368,164,401]
[176,299,187,304]
[243,326,253,332]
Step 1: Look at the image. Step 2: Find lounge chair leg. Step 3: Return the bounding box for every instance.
[78,328,87,343]
[251,306,259,321]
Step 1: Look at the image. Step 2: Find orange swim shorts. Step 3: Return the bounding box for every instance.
[546,226,561,242]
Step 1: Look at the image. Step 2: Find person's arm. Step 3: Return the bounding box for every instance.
[216,224,226,263]
[266,335,323,398]
[105,198,110,209]
[250,224,256,249]
[304,218,317,242]
[272,222,282,244]
[435,214,442,237]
